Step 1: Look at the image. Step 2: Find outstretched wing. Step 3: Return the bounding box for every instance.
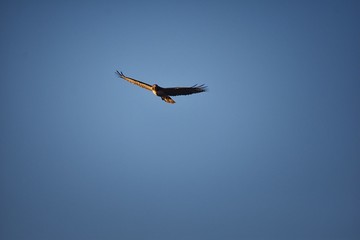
[116,71,152,91]
[163,84,207,96]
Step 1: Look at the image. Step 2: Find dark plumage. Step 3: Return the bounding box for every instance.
[116,71,207,104]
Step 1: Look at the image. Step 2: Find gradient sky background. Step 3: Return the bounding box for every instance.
[1,0,360,239]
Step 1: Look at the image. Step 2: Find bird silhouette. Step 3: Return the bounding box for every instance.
[116,71,207,104]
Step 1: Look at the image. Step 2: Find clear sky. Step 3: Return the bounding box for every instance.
[1,0,360,239]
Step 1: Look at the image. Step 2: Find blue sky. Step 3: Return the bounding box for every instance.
[1,0,360,239]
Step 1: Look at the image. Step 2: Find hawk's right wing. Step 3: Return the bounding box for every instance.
[116,71,152,91]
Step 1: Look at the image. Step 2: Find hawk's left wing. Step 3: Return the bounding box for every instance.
[163,84,207,96]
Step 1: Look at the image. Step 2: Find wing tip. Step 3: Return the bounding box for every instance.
[115,70,125,78]
[194,84,208,92]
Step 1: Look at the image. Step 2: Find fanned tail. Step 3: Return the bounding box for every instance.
[161,96,175,104]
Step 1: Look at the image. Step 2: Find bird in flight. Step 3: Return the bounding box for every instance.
[116,71,207,104]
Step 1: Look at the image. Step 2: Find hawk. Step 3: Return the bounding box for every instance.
[116,71,207,104]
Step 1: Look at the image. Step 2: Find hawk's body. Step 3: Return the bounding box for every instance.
[116,71,207,104]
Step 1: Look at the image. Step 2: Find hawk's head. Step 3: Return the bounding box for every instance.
[151,84,159,91]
